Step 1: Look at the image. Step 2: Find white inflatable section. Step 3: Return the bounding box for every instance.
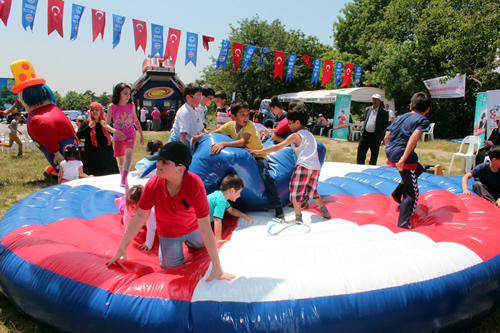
[192,212,483,302]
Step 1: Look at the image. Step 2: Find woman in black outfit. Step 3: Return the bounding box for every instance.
[77,102,119,176]
[476,119,500,165]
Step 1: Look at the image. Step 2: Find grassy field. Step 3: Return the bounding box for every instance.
[0,130,498,332]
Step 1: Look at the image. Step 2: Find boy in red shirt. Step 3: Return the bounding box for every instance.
[107,142,234,282]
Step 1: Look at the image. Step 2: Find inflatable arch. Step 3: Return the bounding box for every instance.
[1,160,500,332]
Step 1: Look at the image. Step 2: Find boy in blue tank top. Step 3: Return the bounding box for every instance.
[385,92,431,229]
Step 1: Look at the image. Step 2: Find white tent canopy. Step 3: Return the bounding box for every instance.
[278,87,389,104]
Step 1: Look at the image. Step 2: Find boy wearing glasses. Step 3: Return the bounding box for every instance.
[168,83,203,149]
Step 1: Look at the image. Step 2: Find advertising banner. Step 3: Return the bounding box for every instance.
[331,94,351,141]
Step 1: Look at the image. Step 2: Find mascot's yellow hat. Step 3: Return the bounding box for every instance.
[10,59,46,94]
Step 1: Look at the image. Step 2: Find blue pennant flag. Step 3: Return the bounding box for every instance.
[151,24,164,58]
[285,53,297,82]
[311,58,321,85]
[334,62,343,87]
[22,0,38,31]
[354,65,363,87]
[185,32,198,66]
[242,45,257,72]
[258,48,271,67]
[70,4,85,41]
[216,40,230,70]
[112,14,125,49]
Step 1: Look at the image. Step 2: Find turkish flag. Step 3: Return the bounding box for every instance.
[0,0,12,26]
[164,28,181,64]
[274,51,285,81]
[321,60,333,87]
[202,35,214,51]
[232,42,243,73]
[302,55,313,68]
[47,0,64,37]
[91,8,106,42]
[341,63,354,88]
[132,19,147,53]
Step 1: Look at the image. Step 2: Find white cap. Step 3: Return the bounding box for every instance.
[372,94,381,100]
[318,114,323,117]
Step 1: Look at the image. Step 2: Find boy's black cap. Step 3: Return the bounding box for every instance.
[147,141,192,168]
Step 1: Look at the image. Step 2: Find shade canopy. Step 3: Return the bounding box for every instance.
[278,87,388,104]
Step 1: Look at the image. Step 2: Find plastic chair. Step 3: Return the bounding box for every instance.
[349,123,362,141]
[421,123,435,142]
[448,135,482,174]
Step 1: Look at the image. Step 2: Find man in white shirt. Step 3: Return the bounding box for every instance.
[385,103,395,124]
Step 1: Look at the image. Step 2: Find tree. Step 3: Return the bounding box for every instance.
[0,86,18,108]
[200,16,331,109]
[333,0,500,138]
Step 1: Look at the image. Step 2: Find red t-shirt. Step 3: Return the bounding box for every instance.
[139,172,209,238]
[274,117,291,136]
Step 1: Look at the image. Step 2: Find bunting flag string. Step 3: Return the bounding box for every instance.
[132,19,147,53]
[164,28,181,64]
[0,0,12,26]
[242,45,257,73]
[22,0,38,31]
[91,8,105,42]
[321,60,333,87]
[334,61,343,87]
[274,51,284,81]
[341,63,353,88]
[47,0,63,37]
[202,35,214,51]
[112,14,125,49]
[185,32,198,66]
[285,53,296,82]
[70,4,85,41]
[151,23,163,58]
[232,42,243,73]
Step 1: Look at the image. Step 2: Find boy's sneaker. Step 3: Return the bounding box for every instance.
[275,207,285,219]
[320,206,331,219]
[295,214,303,223]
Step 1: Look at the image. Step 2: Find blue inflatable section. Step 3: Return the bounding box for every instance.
[189,133,326,211]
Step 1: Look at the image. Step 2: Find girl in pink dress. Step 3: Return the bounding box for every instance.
[106,83,144,189]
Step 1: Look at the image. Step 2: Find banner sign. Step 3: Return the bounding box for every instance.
[341,63,353,88]
[486,89,500,139]
[47,0,63,37]
[202,35,214,51]
[354,65,362,88]
[423,74,466,98]
[132,19,147,52]
[285,53,297,82]
[22,0,38,31]
[321,60,332,87]
[91,8,105,42]
[473,92,488,145]
[302,55,312,68]
[311,58,321,85]
[242,45,257,73]
[112,14,125,49]
[216,39,230,70]
[274,51,284,81]
[164,28,180,64]
[258,48,271,67]
[0,0,12,26]
[151,23,163,58]
[70,4,85,41]
[185,32,198,66]
[232,42,243,73]
[332,94,352,141]
[334,61,343,87]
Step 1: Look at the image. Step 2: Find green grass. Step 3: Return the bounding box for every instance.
[0,132,497,332]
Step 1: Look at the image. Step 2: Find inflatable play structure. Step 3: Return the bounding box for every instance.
[1,145,500,332]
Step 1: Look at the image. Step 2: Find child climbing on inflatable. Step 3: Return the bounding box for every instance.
[57,144,92,184]
[106,142,235,281]
[115,185,157,251]
[384,92,431,229]
[106,82,144,189]
[248,102,330,223]
[208,174,255,242]
[209,100,284,219]
[135,140,163,175]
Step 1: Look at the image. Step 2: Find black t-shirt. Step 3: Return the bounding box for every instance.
[471,162,500,191]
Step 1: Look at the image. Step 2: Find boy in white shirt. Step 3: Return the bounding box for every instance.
[248,102,331,222]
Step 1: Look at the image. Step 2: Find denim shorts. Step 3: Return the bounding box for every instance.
[158,229,204,269]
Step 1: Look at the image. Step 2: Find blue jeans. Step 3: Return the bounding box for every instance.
[158,229,204,268]
[255,157,282,209]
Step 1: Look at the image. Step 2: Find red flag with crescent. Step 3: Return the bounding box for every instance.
[302,55,313,68]
[232,42,243,73]
[274,51,284,81]
[321,60,333,87]
[0,0,12,26]
[91,8,106,42]
[202,35,215,51]
[132,19,147,53]
[47,0,64,37]
[164,28,181,64]
[341,63,354,88]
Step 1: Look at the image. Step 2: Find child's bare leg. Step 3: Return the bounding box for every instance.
[292,202,302,222]
[116,155,125,174]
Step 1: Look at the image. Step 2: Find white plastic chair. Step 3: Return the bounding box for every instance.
[421,123,435,142]
[349,123,362,141]
[448,135,482,174]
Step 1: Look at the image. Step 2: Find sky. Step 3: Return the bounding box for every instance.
[0,0,351,95]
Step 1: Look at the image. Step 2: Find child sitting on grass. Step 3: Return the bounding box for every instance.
[208,174,255,242]
[115,185,157,251]
[248,102,331,223]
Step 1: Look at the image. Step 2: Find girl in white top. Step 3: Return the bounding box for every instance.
[58,144,92,184]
